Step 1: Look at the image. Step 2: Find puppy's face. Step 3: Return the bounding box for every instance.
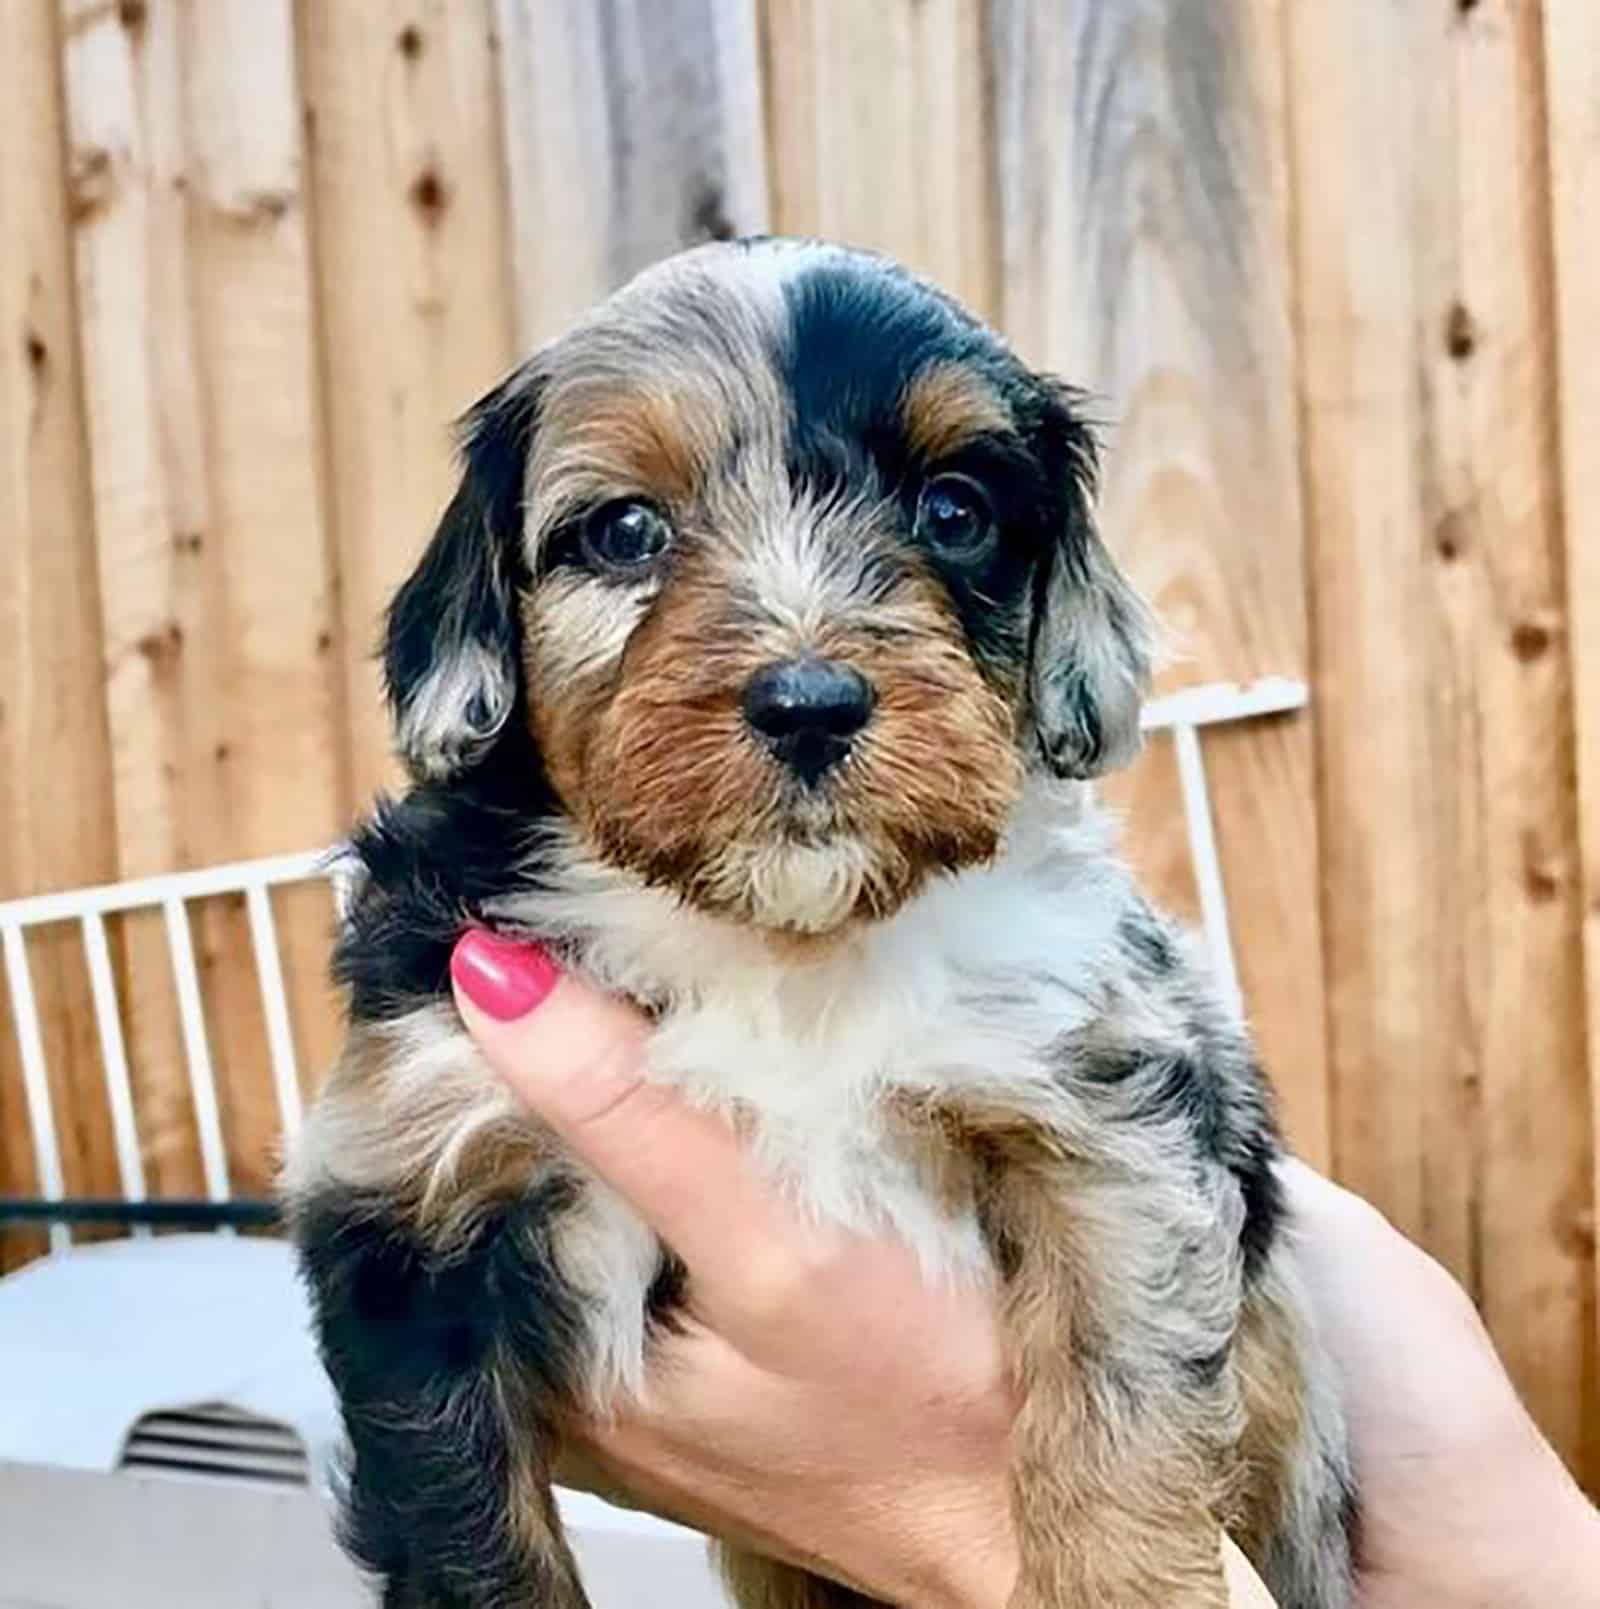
[384,241,1151,933]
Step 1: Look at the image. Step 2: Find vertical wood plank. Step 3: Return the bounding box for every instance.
[60,0,343,1200]
[299,0,518,807]
[761,0,997,321]
[495,0,769,349]
[1462,2,1597,1492]
[59,0,219,1200]
[1543,0,1600,1443]
[988,0,1329,1166]
[1289,0,1594,1484]
[0,0,121,1266]
[179,0,344,858]
[184,0,346,1192]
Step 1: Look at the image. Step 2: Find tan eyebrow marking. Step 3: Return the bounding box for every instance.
[901,362,1015,461]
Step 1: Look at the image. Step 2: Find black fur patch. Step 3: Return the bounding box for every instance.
[1233,1124,1286,1279]
[1078,1035,1285,1282]
[909,432,1053,678]
[296,1180,588,1605]
[645,1247,690,1332]
[778,257,991,500]
[1118,909,1181,978]
[383,376,539,766]
[1181,1345,1230,1387]
[1338,1477,1363,1567]
[334,742,561,1022]
[776,257,1092,681]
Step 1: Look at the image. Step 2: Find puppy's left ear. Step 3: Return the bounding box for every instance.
[384,375,539,782]
[1024,384,1156,779]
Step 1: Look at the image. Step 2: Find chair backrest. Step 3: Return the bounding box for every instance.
[0,679,1306,1251]
[0,849,349,1251]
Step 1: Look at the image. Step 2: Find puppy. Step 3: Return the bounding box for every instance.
[287,238,1355,1608]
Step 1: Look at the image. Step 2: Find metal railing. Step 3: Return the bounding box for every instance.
[0,850,346,1250]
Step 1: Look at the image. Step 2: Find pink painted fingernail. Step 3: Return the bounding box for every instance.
[451,930,562,1021]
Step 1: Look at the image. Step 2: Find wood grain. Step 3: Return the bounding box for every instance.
[1289,0,1595,1484]
[59,0,343,1200]
[987,0,1328,1165]
[0,0,120,1266]
[299,0,518,807]
[1543,0,1600,1406]
[762,0,996,320]
[59,0,217,1200]
[494,0,769,349]
[184,0,345,1192]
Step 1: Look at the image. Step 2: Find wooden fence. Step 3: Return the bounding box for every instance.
[1,0,1595,1492]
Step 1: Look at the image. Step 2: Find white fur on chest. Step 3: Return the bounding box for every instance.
[502,785,1132,1283]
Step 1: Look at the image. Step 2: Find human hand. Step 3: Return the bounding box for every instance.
[451,930,1019,1608]
[458,932,1600,1607]
[1282,1160,1600,1608]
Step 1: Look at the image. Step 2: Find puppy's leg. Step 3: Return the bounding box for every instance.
[297,1192,591,1608]
[716,1545,885,1609]
[1231,1250,1357,1609]
[982,1146,1238,1608]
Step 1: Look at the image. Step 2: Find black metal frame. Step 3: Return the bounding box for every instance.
[0,1198,279,1230]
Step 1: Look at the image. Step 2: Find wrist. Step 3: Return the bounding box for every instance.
[1372,1424,1600,1609]
[1477,1480,1600,1608]
[1464,1419,1598,1604]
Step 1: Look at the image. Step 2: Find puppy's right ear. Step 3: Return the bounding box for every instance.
[384,374,539,781]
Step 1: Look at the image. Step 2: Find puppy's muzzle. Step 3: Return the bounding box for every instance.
[742,656,875,785]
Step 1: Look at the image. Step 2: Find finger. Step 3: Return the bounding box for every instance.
[450,929,803,1294]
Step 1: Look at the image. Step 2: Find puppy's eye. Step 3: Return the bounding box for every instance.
[580,500,673,575]
[916,474,994,559]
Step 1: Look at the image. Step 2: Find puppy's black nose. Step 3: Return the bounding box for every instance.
[742,657,875,783]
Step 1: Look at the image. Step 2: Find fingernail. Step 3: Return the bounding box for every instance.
[451,930,562,1021]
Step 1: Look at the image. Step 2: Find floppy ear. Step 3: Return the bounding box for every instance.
[384,375,539,781]
[1024,386,1156,779]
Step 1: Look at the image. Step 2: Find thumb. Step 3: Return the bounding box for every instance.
[449,929,791,1288]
